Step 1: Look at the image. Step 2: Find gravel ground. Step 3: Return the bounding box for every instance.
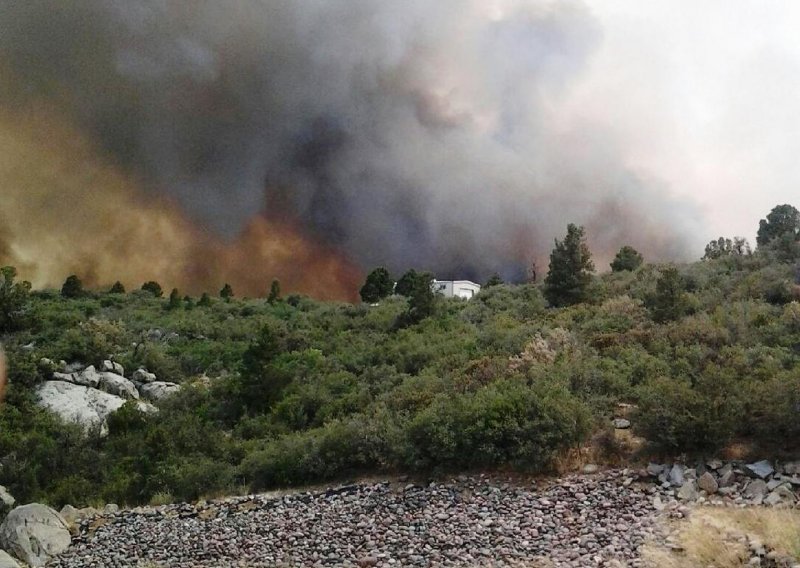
[48,470,669,568]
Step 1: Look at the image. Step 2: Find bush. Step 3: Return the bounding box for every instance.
[634,376,741,452]
[0,266,33,333]
[403,380,590,471]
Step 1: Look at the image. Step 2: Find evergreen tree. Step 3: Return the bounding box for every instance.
[220,283,234,302]
[650,266,688,323]
[484,273,503,287]
[703,237,751,260]
[543,224,594,307]
[267,279,281,304]
[359,267,394,303]
[395,269,418,297]
[61,275,84,298]
[183,295,195,310]
[406,271,436,323]
[0,266,32,333]
[109,281,126,294]
[610,246,644,272]
[141,281,163,297]
[756,204,800,262]
[198,292,212,307]
[167,288,181,310]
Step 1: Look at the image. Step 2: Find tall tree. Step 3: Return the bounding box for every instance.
[109,281,126,294]
[610,246,643,272]
[141,281,163,297]
[395,269,418,297]
[756,204,800,261]
[0,266,32,333]
[167,288,181,310]
[543,224,594,307]
[61,275,84,298]
[220,283,234,302]
[267,279,281,304]
[703,237,751,260]
[360,267,394,303]
[406,271,436,323]
[650,266,688,323]
[484,273,503,287]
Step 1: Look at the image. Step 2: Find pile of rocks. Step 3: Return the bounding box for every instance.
[644,459,799,508]
[36,360,181,435]
[48,470,664,568]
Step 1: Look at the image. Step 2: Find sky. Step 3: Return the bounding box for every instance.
[576,0,800,245]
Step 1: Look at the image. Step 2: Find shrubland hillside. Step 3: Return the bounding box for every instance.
[0,205,799,509]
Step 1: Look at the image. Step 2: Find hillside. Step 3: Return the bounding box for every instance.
[1,219,800,510]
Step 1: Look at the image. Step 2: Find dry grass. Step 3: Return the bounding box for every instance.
[643,507,800,568]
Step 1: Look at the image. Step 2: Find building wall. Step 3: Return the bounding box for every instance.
[433,280,480,299]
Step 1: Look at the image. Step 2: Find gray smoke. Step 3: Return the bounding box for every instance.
[0,0,698,282]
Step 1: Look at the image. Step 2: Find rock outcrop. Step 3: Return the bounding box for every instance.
[36,381,125,436]
[139,382,181,402]
[0,504,71,567]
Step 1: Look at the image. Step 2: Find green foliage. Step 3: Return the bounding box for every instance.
[60,274,84,298]
[396,271,435,326]
[757,204,800,261]
[7,236,800,506]
[360,267,394,303]
[109,281,126,294]
[0,266,32,333]
[167,288,181,310]
[703,237,751,260]
[395,269,418,297]
[220,283,234,301]
[405,380,590,471]
[141,281,163,297]
[544,224,595,307]
[267,279,281,304]
[610,246,644,272]
[649,266,688,323]
[484,273,503,287]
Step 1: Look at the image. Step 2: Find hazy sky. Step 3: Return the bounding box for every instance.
[575,1,800,245]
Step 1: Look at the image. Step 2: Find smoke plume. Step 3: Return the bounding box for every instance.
[0,1,698,297]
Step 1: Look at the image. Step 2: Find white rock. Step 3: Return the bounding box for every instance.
[100,360,125,376]
[132,368,157,384]
[71,366,102,389]
[0,550,20,568]
[0,504,71,567]
[0,486,15,516]
[36,381,125,436]
[139,381,181,402]
[669,464,685,487]
[98,372,139,400]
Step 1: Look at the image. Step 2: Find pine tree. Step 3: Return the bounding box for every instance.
[395,269,418,297]
[220,283,234,302]
[109,281,126,294]
[650,266,688,323]
[141,281,163,297]
[359,267,394,303]
[167,288,181,310]
[61,275,84,298]
[484,273,503,287]
[198,292,212,307]
[543,224,595,307]
[610,246,644,272]
[267,279,281,304]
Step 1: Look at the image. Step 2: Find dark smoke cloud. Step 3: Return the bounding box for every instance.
[0,0,699,282]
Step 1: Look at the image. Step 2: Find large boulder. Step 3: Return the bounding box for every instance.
[0,504,71,567]
[53,366,102,389]
[697,472,718,494]
[0,551,20,568]
[0,487,15,519]
[98,373,139,400]
[132,368,157,384]
[36,381,125,436]
[100,360,124,376]
[744,460,774,479]
[139,381,181,402]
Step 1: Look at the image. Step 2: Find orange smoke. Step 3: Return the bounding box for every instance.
[0,105,361,301]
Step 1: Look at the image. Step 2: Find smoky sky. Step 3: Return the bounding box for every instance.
[0,0,699,282]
